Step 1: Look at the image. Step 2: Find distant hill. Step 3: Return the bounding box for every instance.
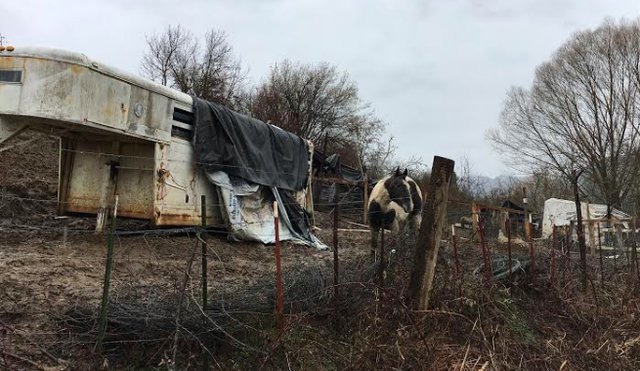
[470,174,522,196]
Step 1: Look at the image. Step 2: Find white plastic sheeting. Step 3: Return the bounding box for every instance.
[206,171,327,249]
[542,198,631,238]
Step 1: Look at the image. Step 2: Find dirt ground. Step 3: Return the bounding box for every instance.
[2,131,640,370]
[0,131,366,369]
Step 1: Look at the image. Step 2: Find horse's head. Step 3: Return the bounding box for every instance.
[384,167,413,213]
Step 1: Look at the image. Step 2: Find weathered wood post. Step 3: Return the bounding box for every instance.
[572,170,588,292]
[611,217,617,272]
[96,143,120,232]
[598,222,604,286]
[523,188,536,285]
[586,202,596,255]
[408,156,455,310]
[522,187,531,241]
[96,195,118,353]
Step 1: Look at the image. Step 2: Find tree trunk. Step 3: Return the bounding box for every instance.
[572,171,588,292]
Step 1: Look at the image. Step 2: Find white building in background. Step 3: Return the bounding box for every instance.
[542,198,632,241]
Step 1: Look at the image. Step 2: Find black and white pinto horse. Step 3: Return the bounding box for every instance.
[368,168,423,260]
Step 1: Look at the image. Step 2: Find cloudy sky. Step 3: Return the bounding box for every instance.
[3,0,639,177]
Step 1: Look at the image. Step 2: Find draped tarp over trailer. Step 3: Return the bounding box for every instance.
[0,46,324,247]
[191,98,325,249]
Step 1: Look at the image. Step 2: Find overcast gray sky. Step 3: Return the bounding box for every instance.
[3,0,640,177]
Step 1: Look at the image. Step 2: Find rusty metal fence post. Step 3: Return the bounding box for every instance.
[273,202,284,333]
[200,195,209,370]
[529,240,537,286]
[451,225,462,297]
[333,202,339,304]
[379,228,385,287]
[478,218,491,284]
[200,195,208,310]
[96,195,119,353]
[551,225,556,286]
[507,218,512,281]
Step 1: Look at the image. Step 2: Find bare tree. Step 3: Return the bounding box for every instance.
[248,60,397,173]
[248,60,362,142]
[488,19,640,210]
[141,25,246,108]
[456,156,490,200]
[488,19,640,288]
[141,25,193,87]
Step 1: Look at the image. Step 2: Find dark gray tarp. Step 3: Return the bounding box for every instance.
[192,98,309,191]
[312,151,365,183]
[191,98,324,248]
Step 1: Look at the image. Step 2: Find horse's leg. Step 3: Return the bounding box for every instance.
[391,218,400,234]
[371,228,379,261]
[412,214,422,232]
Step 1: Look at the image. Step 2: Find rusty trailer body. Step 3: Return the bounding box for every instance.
[0,47,311,231]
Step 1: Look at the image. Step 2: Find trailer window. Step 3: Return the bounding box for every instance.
[0,70,22,83]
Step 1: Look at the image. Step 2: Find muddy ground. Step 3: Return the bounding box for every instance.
[1,131,640,370]
[0,131,374,369]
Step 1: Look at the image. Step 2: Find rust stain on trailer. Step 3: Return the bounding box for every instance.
[154,211,198,226]
[66,204,152,220]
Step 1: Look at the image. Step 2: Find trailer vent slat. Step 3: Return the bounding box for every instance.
[0,70,22,83]
[172,107,193,125]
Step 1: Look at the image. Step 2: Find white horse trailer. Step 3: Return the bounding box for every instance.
[0,46,314,235]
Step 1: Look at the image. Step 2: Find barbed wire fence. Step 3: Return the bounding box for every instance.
[2,167,640,368]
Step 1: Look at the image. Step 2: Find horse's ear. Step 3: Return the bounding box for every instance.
[394,167,400,176]
[403,168,408,177]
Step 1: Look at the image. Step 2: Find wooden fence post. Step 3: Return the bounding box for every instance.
[96,195,119,353]
[522,187,531,241]
[586,202,596,255]
[408,156,455,310]
[611,218,617,272]
[598,222,604,286]
[571,170,587,292]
